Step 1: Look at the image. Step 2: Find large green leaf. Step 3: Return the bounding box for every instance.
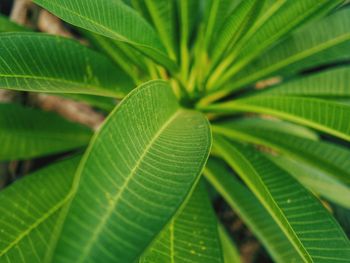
[204,96,350,141]
[0,103,92,160]
[54,80,212,263]
[262,66,350,97]
[0,33,133,97]
[208,0,343,90]
[0,156,80,263]
[0,15,30,32]
[213,118,350,185]
[213,118,350,207]
[214,136,350,262]
[140,182,223,263]
[33,0,177,71]
[217,7,350,94]
[205,158,301,263]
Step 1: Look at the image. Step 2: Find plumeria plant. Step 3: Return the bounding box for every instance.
[0,0,350,262]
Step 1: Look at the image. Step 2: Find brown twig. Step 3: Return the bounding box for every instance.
[37,10,74,38]
[10,0,32,25]
[30,94,105,130]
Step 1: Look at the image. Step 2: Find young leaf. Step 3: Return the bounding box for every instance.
[205,158,301,263]
[214,136,350,262]
[139,182,223,263]
[210,0,343,89]
[0,103,92,160]
[54,80,212,263]
[143,0,177,60]
[202,0,239,50]
[33,0,177,71]
[177,0,200,80]
[209,0,264,69]
[217,7,350,94]
[204,96,350,141]
[0,156,80,262]
[0,33,133,97]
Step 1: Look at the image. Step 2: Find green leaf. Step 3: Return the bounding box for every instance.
[217,8,350,94]
[0,15,30,32]
[177,0,200,80]
[143,0,177,60]
[213,118,350,186]
[205,157,301,263]
[54,80,212,263]
[33,0,177,71]
[204,96,350,141]
[202,0,239,49]
[0,103,92,160]
[177,0,200,44]
[262,66,350,97]
[214,136,350,262]
[0,156,80,262]
[209,0,343,89]
[218,224,241,263]
[213,118,350,207]
[83,30,145,83]
[269,155,350,209]
[333,204,350,238]
[208,0,264,72]
[0,33,133,98]
[139,182,223,263]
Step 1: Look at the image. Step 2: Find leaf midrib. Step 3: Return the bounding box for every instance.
[0,192,73,258]
[213,125,350,185]
[35,0,165,56]
[214,138,313,262]
[76,109,183,263]
[0,73,117,96]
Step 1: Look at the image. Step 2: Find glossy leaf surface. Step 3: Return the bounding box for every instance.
[205,158,301,263]
[0,157,80,263]
[214,136,350,262]
[33,0,176,71]
[205,96,350,141]
[140,183,223,263]
[0,33,133,97]
[54,80,212,263]
[225,8,350,93]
